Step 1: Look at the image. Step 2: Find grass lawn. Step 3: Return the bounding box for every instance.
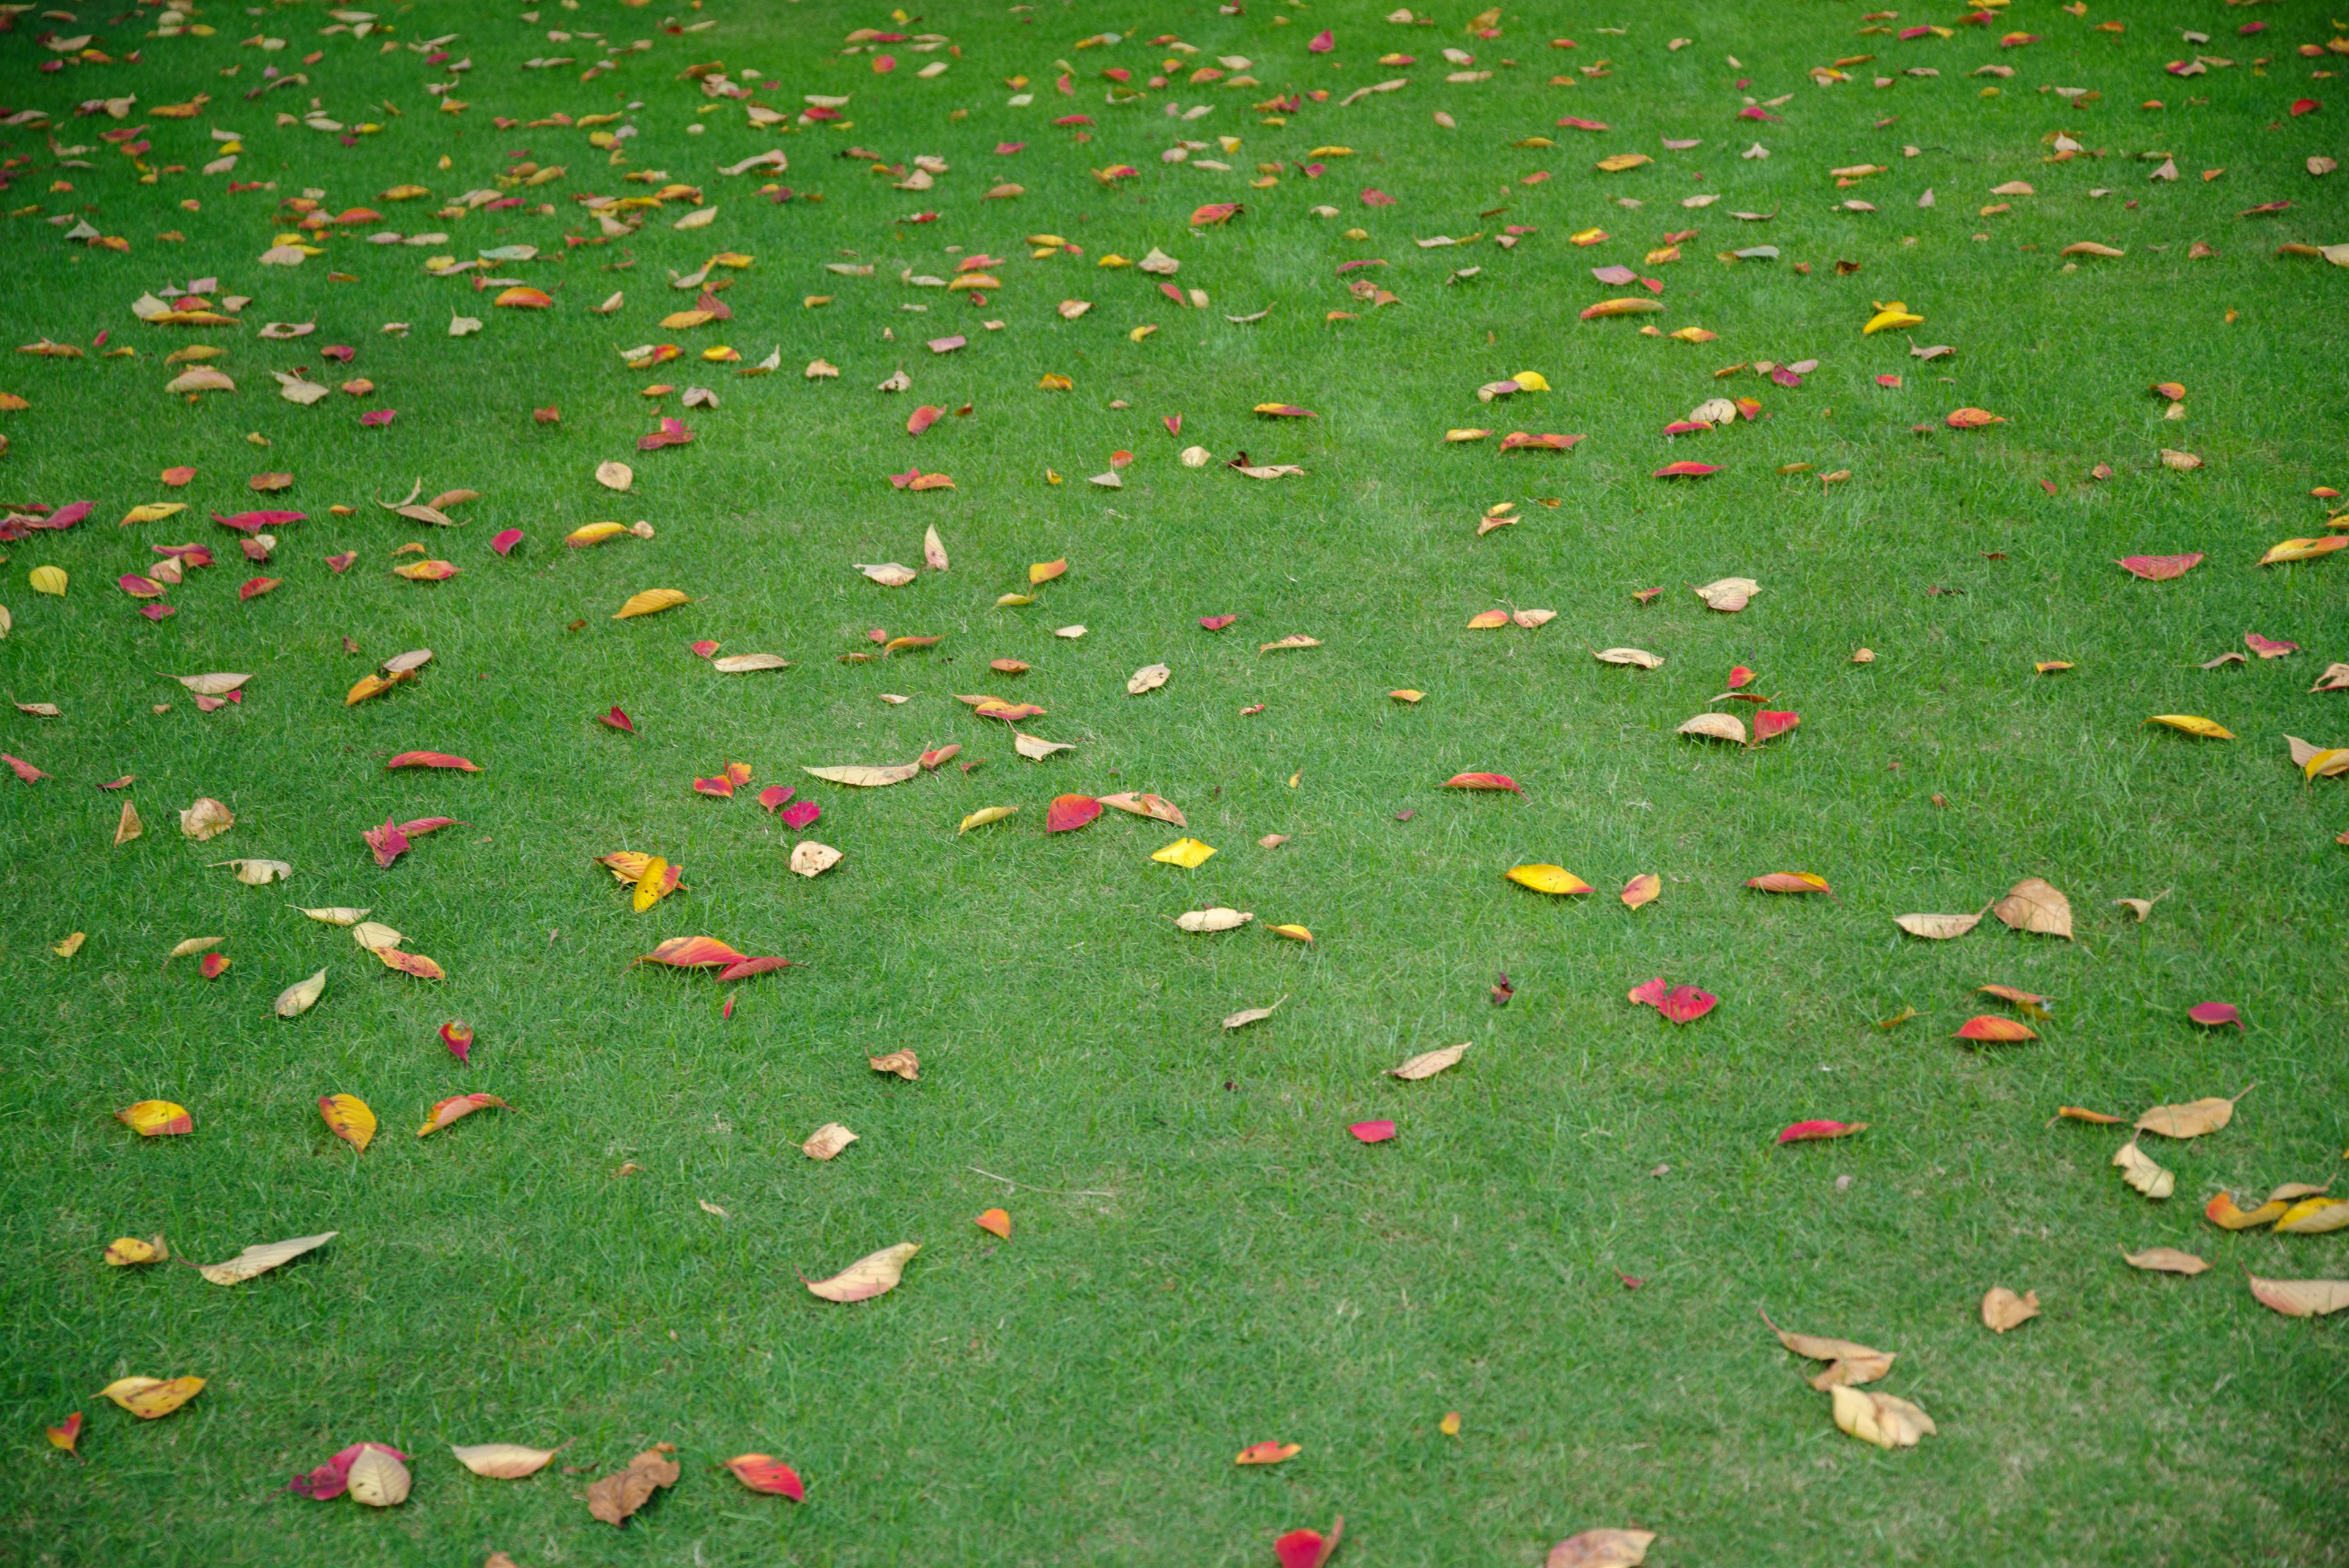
[4,0,2348,1562]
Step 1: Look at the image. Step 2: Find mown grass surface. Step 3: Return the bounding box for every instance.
[2,1,2347,1563]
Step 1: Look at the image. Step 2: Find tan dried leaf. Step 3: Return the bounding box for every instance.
[1893,910,1984,940]
[1099,791,1187,827]
[922,524,949,571]
[1546,1529,1657,1568]
[114,798,143,846]
[450,1441,565,1479]
[1693,576,1760,611]
[1593,647,1663,669]
[789,841,843,878]
[274,967,328,1018]
[1992,877,2073,939]
[587,1446,680,1526]
[1677,712,1748,744]
[803,763,919,787]
[1830,1384,1936,1449]
[1980,1287,2039,1331]
[178,797,234,841]
[2135,1087,2248,1139]
[869,1049,920,1080]
[1388,1042,1469,1080]
[1127,662,1171,695]
[1014,733,1075,760]
[804,1240,921,1302]
[1176,907,1253,933]
[711,653,791,673]
[2248,1276,2349,1317]
[2112,1139,2175,1200]
[1760,1309,1893,1389]
[803,1122,859,1161]
[189,1230,336,1285]
[346,1446,412,1507]
[855,561,919,587]
[2123,1247,2209,1276]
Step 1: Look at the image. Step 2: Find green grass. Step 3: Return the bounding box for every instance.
[4,0,2348,1562]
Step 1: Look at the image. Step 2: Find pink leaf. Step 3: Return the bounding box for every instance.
[1348,1120,1398,1143]
[2186,1001,2243,1029]
[491,528,524,556]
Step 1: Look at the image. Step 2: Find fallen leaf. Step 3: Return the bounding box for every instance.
[723,1454,806,1501]
[1894,911,1984,939]
[588,1446,680,1526]
[116,1099,192,1137]
[105,1235,168,1267]
[2113,1140,2176,1200]
[1678,712,1749,744]
[1746,872,1831,894]
[319,1094,375,1153]
[804,1241,919,1302]
[98,1376,204,1420]
[1047,794,1103,833]
[1980,1287,2040,1331]
[803,763,919,788]
[418,1093,508,1137]
[2145,713,2235,740]
[189,1231,335,1286]
[1992,877,2073,938]
[1388,1043,1468,1080]
[1831,1384,1936,1449]
[2248,1276,2349,1317]
[1506,864,1591,895]
[1443,771,1521,792]
[2136,1087,2250,1139]
[450,1442,565,1480]
[1778,1120,1867,1145]
[803,1122,859,1160]
[1127,662,1171,696]
[975,1208,1012,1239]
[1955,1016,2038,1043]
[1152,837,1217,868]
[2124,1247,2209,1276]
[1620,874,1661,909]
[1176,907,1253,933]
[1759,1309,1893,1388]
[1545,1530,1655,1568]
[1236,1441,1302,1466]
[869,1050,920,1080]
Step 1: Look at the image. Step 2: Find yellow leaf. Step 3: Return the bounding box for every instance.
[1390,689,1425,703]
[1269,923,1313,943]
[1151,837,1217,868]
[1594,152,1652,173]
[1830,1384,1937,1449]
[2275,1197,2349,1235]
[52,931,85,957]
[1506,864,1592,895]
[121,502,185,525]
[29,565,67,596]
[1620,872,1661,909]
[104,1235,168,1266]
[566,521,631,547]
[959,806,1019,834]
[1466,609,1511,628]
[2304,748,2349,780]
[614,587,692,619]
[116,1099,191,1137]
[2259,535,2348,565]
[319,1093,376,1153]
[98,1375,204,1420]
[1510,370,1551,390]
[804,1241,920,1302]
[1862,302,1924,334]
[632,856,671,912]
[2145,714,2235,740]
[1445,428,1492,442]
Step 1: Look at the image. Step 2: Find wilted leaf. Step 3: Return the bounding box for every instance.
[1127,662,1171,696]
[1693,577,1760,611]
[1388,1043,1468,1080]
[450,1442,565,1480]
[789,841,843,878]
[2136,1087,2249,1139]
[803,1122,859,1161]
[588,1446,680,1526]
[2113,1140,2175,1200]
[2124,1247,2209,1276]
[1099,791,1187,827]
[105,1235,168,1266]
[1620,874,1661,909]
[1980,1287,2040,1331]
[1895,910,1984,940]
[179,797,234,841]
[418,1093,508,1137]
[1992,877,2073,939]
[189,1230,336,1286]
[803,763,919,787]
[1746,872,1831,894]
[1760,1309,1893,1388]
[1176,907,1253,933]
[1679,712,1749,745]
[804,1241,919,1302]
[1593,647,1663,669]
[1831,1384,1936,1449]
[959,806,1019,834]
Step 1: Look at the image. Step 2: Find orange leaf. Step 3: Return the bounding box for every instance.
[1235,1441,1302,1465]
[417,1093,509,1137]
[116,1099,193,1137]
[1954,1015,2039,1042]
[974,1208,1012,1239]
[1047,794,1103,832]
[377,947,446,980]
[1746,872,1831,894]
[1443,771,1521,792]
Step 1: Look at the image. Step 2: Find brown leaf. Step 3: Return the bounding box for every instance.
[2113,1140,2175,1200]
[2123,1247,2209,1276]
[1991,877,2073,939]
[1893,910,1984,939]
[587,1445,679,1526]
[1099,791,1187,827]
[1387,1042,1468,1080]
[869,1049,920,1080]
[1546,1529,1657,1568]
[804,1241,920,1302]
[1759,1309,1893,1389]
[186,1230,336,1286]
[1980,1287,2039,1332]
[802,1122,858,1161]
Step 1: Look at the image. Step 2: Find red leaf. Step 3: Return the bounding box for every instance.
[780,800,822,830]
[4,753,51,784]
[1307,28,1334,51]
[1360,187,1396,206]
[199,953,229,979]
[1200,614,1238,630]
[1627,978,1671,1008]
[363,817,410,866]
[290,1443,408,1500]
[1778,1119,1868,1144]
[210,510,305,532]
[440,1021,473,1063]
[2291,97,2320,116]
[1659,985,1718,1024]
[325,551,356,573]
[1652,461,1720,478]
[600,706,634,732]
[2117,552,2203,581]
[1557,116,1611,131]
[1753,710,1800,743]
[492,528,524,555]
[694,775,735,798]
[385,751,480,771]
[239,576,281,600]
[757,785,795,811]
[1499,431,1585,451]
[1442,771,1521,792]
[1275,1519,1345,1568]
[907,404,943,436]
[2187,1001,2243,1029]
[724,1454,806,1500]
[716,955,795,981]
[1349,1120,1398,1143]
[1047,793,1103,833]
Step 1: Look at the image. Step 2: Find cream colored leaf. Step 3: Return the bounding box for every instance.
[114,799,143,846]
[450,1441,565,1479]
[711,653,791,673]
[1894,910,1984,940]
[803,763,920,787]
[350,921,404,951]
[804,1241,919,1302]
[802,1121,859,1161]
[1258,634,1322,653]
[1546,1529,1657,1568]
[178,797,234,841]
[2135,1088,2247,1140]
[1693,576,1760,611]
[212,857,291,886]
[1594,647,1663,669]
[273,967,327,1018]
[174,672,251,696]
[346,1446,412,1507]
[1099,791,1187,827]
[1222,999,1283,1031]
[1980,1287,2039,1331]
[922,524,949,571]
[1677,712,1748,744]
[856,561,919,587]
[1014,733,1074,760]
[2113,1139,2175,1200]
[594,459,634,491]
[1388,1042,1469,1080]
[1127,662,1171,695]
[168,935,225,960]
[2248,1276,2349,1317]
[1992,877,2073,939]
[191,1230,336,1285]
[869,1049,921,1080]
[1760,1310,1893,1389]
[1175,907,1253,933]
[789,841,843,878]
